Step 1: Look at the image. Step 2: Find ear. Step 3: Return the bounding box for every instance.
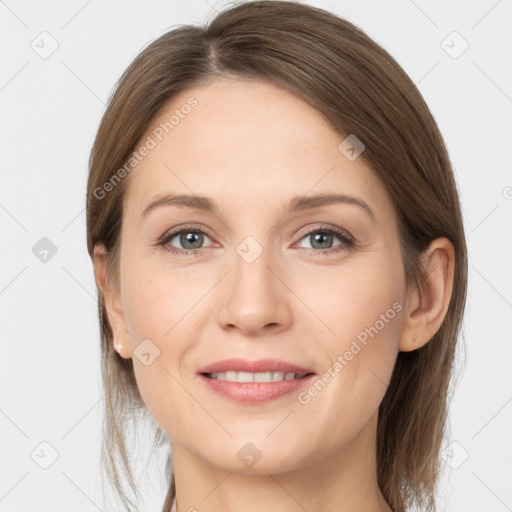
[399,237,455,352]
[93,244,132,359]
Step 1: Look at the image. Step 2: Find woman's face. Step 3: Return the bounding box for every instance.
[112,77,407,474]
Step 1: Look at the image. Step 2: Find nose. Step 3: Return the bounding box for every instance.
[216,242,292,336]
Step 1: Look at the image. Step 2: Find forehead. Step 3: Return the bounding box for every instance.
[123,78,390,220]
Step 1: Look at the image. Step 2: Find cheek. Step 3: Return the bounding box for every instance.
[120,259,213,430]
[294,253,404,411]
[298,250,405,347]
[122,254,184,339]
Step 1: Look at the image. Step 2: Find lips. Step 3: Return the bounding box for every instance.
[197,358,315,375]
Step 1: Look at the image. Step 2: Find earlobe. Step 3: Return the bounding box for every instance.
[93,244,132,359]
[398,237,455,352]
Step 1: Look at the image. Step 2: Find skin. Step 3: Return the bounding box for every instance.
[94,77,455,512]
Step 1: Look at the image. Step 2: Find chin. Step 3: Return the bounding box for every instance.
[200,437,307,475]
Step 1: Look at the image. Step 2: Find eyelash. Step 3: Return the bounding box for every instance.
[158,224,354,257]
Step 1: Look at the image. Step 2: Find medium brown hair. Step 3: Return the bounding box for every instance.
[86,1,468,510]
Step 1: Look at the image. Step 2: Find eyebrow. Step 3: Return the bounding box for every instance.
[140,192,376,223]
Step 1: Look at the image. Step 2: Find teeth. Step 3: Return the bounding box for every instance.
[207,371,305,382]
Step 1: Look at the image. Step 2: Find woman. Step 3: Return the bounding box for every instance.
[86,1,467,511]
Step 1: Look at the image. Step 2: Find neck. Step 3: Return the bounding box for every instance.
[170,410,392,512]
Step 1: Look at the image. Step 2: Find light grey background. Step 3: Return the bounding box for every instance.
[1,0,511,510]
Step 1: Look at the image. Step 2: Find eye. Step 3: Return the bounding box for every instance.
[159,225,214,255]
[295,226,354,254]
[158,224,354,256]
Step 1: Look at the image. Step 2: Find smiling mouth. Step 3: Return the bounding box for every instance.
[202,371,315,382]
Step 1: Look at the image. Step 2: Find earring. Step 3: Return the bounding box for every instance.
[113,340,123,353]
